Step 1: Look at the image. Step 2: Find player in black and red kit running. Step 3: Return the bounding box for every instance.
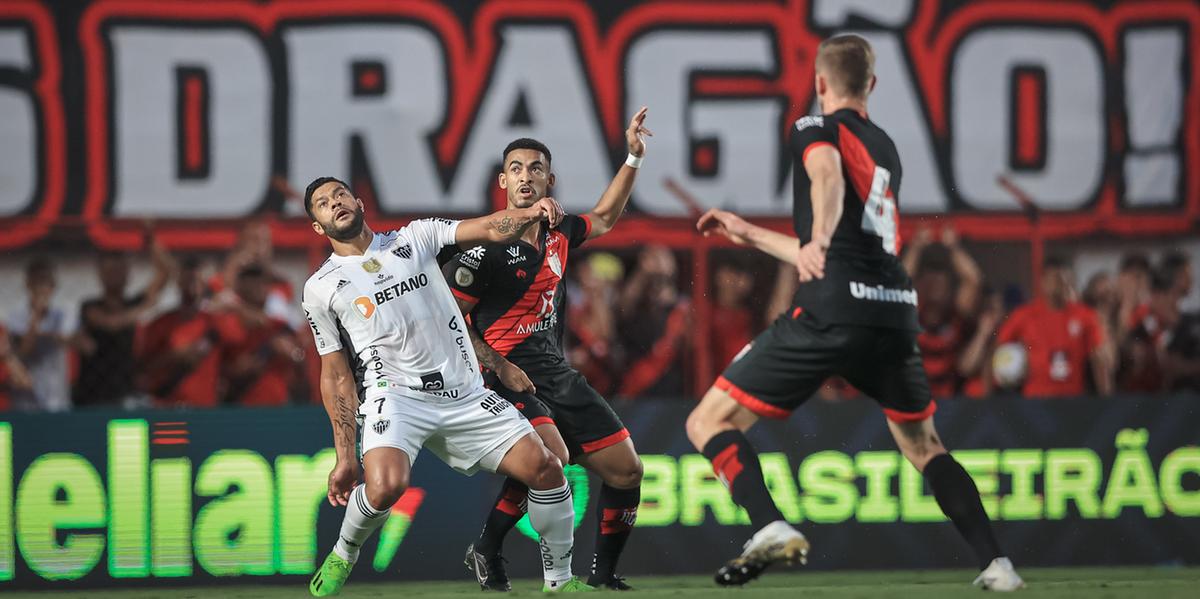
[446,108,652,592]
[685,35,1024,591]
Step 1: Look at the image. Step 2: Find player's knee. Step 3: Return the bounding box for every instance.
[365,468,409,509]
[604,455,643,489]
[685,409,717,450]
[531,449,565,489]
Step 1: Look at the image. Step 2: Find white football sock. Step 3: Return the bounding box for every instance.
[333,485,390,563]
[527,482,575,584]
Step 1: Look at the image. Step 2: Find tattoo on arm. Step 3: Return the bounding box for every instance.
[491,216,515,234]
[332,393,357,454]
[469,327,505,371]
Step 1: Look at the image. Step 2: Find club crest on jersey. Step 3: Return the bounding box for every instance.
[361,258,383,273]
[353,296,376,319]
[455,267,474,287]
[547,252,563,278]
[391,243,413,260]
[372,419,390,435]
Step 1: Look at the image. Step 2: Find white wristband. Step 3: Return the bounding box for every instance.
[625,153,644,169]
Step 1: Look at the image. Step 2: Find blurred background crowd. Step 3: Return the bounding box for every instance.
[1,218,1196,414]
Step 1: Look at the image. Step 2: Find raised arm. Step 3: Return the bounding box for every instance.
[586,107,651,239]
[942,227,983,316]
[454,197,563,247]
[319,350,362,506]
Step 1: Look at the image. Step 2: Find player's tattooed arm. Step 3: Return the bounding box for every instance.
[455,198,565,247]
[454,296,536,393]
[319,351,361,461]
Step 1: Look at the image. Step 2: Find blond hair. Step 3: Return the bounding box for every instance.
[815,34,875,98]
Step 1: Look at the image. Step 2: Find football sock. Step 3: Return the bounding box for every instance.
[924,453,1003,570]
[587,484,640,585]
[702,430,785,530]
[476,477,528,556]
[527,482,576,584]
[333,484,390,563]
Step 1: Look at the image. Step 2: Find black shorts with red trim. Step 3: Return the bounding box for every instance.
[718,308,935,423]
[484,364,629,460]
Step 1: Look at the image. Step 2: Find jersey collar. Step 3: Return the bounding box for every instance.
[327,232,379,264]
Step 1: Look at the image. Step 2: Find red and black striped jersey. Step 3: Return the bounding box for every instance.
[442,214,592,374]
[790,108,918,331]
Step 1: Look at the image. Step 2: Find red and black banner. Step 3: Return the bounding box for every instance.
[0,0,1197,249]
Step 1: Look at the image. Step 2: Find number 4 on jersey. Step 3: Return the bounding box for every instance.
[860,165,899,255]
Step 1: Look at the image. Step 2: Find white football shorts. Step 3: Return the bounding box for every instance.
[359,386,533,475]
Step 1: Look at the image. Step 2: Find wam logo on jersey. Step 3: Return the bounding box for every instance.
[354,296,376,319]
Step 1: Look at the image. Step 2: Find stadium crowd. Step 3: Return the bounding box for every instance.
[0,222,1196,412]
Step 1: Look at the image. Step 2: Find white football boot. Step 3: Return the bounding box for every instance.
[973,557,1025,591]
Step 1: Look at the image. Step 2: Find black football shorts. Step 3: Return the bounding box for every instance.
[718,307,935,422]
[484,364,629,460]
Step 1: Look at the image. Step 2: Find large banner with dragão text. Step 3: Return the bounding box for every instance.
[0,0,1197,249]
[1,395,1198,589]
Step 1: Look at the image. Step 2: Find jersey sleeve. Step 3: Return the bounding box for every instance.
[560,213,593,248]
[442,248,490,305]
[790,116,838,166]
[402,218,461,260]
[301,281,342,355]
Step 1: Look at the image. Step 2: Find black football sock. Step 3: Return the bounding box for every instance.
[924,453,1003,570]
[702,430,784,530]
[588,484,640,585]
[476,477,528,557]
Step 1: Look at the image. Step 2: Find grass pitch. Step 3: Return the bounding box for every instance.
[5,567,1198,598]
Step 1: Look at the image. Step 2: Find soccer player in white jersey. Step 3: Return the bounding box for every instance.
[301,177,593,595]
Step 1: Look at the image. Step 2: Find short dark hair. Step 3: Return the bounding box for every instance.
[502,138,552,166]
[25,257,53,281]
[237,263,267,280]
[816,34,875,97]
[303,176,351,221]
[1154,250,1191,291]
[1119,252,1151,274]
[1043,255,1071,271]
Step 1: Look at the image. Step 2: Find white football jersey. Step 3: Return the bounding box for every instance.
[302,219,482,402]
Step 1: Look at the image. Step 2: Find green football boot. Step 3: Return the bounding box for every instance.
[543,576,596,593]
[310,551,354,596]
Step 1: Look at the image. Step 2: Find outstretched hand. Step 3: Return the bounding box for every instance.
[696,208,753,246]
[626,106,653,157]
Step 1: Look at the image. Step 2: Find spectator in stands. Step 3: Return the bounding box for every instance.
[7,258,72,412]
[140,256,222,407]
[617,245,690,399]
[0,324,33,411]
[1158,252,1197,391]
[76,238,171,408]
[1114,253,1152,347]
[1118,252,1192,392]
[995,256,1112,398]
[211,220,299,328]
[901,225,983,399]
[958,287,1006,398]
[710,256,757,370]
[214,264,304,406]
[566,252,624,396]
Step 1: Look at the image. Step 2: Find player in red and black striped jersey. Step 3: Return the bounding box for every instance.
[685,35,1022,590]
[447,108,652,591]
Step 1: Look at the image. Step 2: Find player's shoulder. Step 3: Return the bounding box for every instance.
[793,114,827,132]
[453,243,493,270]
[304,257,345,297]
